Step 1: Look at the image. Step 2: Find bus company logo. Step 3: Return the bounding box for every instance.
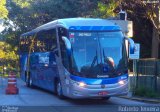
[97,75,109,78]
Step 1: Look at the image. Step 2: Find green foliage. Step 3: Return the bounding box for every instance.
[0,41,18,64]
[0,0,8,19]
[13,0,32,8]
[135,86,160,98]
[6,0,99,32]
[3,0,99,47]
[93,0,159,58]
[0,39,18,72]
[93,0,119,18]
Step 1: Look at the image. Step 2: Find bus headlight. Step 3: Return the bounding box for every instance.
[118,80,125,85]
[79,82,86,87]
[70,80,87,87]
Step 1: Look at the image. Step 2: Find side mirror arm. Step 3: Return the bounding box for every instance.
[62,36,71,55]
[125,37,135,54]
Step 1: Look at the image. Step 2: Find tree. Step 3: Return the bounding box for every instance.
[93,0,160,58]
[6,0,98,32]
[0,41,18,71]
[93,0,119,18]
[4,0,99,43]
[120,0,159,58]
[141,1,160,58]
[0,0,8,19]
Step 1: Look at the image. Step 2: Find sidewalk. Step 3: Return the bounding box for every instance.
[119,92,160,104]
[0,77,7,94]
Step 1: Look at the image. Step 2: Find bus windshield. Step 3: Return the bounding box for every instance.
[69,31,127,78]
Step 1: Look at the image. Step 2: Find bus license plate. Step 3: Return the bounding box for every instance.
[98,91,108,96]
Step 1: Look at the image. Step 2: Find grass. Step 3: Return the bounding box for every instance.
[0,72,20,78]
[135,86,160,98]
[0,74,8,77]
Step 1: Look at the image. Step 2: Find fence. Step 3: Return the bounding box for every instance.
[130,58,160,94]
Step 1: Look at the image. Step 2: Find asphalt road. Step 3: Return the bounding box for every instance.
[0,77,159,112]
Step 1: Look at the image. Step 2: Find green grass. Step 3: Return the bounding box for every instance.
[0,73,20,78]
[135,86,160,98]
[0,74,8,77]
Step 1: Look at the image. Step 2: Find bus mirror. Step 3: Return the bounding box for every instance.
[62,36,71,55]
[125,37,135,54]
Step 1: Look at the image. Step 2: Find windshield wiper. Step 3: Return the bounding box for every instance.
[103,48,106,62]
[91,50,98,68]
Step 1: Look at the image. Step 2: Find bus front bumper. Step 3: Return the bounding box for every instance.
[67,80,128,99]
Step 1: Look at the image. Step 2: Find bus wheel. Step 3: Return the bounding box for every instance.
[29,75,33,88]
[56,81,64,99]
[26,73,30,87]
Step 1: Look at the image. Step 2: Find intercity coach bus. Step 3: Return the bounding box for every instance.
[19,18,135,99]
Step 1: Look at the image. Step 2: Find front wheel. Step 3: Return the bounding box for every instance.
[29,75,33,88]
[26,73,30,87]
[26,72,33,88]
[56,81,64,99]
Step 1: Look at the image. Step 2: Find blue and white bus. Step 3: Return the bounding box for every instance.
[19,18,135,99]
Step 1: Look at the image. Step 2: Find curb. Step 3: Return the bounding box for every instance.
[119,96,160,104]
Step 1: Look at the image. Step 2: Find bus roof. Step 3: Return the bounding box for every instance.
[21,18,121,37]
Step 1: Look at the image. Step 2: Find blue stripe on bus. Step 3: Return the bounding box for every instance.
[69,26,121,31]
[70,74,128,85]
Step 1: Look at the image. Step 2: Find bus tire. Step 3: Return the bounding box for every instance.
[25,72,33,88]
[29,74,33,88]
[56,80,64,99]
[25,72,30,87]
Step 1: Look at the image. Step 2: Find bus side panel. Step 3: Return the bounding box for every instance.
[47,52,59,92]
[29,52,59,92]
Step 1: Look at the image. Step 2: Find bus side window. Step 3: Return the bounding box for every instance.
[20,38,25,52]
[29,35,35,52]
[20,35,35,53]
[58,27,67,37]
[46,29,57,51]
[20,37,26,52]
[36,32,46,52]
[24,36,30,52]
[36,29,57,52]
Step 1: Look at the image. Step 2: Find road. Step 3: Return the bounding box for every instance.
[0,77,159,112]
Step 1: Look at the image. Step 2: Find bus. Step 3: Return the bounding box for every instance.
[19,18,135,99]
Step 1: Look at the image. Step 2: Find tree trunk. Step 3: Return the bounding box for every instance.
[151,27,159,58]
[151,5,159,58]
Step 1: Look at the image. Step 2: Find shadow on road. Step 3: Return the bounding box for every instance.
[66,98,114,105]
[30,85,114,105]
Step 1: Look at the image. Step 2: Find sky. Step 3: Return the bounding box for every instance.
[0,20,5,33]
[0,25,5,33]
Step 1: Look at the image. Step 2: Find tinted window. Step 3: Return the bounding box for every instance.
[35,29,57,52]
[20,29,57,53]
[20,35,32,53]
